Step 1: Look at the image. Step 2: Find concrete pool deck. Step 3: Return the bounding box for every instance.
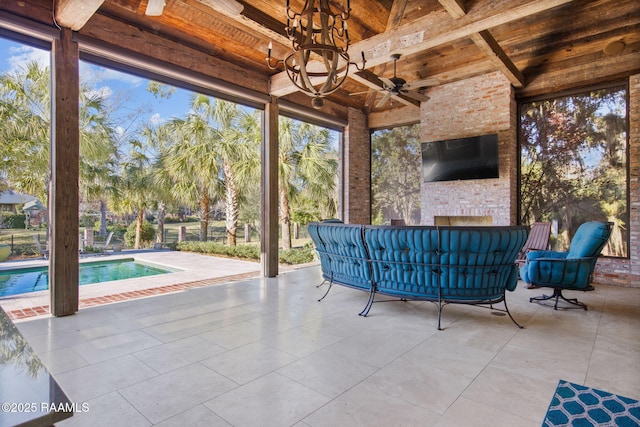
[0,249,266,319]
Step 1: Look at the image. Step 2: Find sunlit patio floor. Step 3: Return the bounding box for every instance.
[12,265,640,426]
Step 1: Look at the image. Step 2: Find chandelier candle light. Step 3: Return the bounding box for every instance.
[267,0,366,109]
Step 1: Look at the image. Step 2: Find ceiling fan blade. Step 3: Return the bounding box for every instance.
[376,91,393,108]
[403,78,440,90]
[379,77,396,90]
[401,90,431,102]
[349,89,380,96]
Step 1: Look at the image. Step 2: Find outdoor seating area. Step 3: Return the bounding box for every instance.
[310,222,528,329]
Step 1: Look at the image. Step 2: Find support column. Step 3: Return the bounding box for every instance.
[261,96,279,277]
[49,28,80,316]
[342,107,371,224]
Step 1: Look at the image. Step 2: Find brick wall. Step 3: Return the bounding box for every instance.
[420,72,518,226]
[342,107,370,224]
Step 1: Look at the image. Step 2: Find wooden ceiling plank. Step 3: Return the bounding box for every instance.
[364,0,409,111]
[55,0,105,31]
[270,0,574,96]
[469,30,525,87]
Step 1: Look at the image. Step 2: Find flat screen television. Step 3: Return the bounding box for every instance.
[421,134,499,183]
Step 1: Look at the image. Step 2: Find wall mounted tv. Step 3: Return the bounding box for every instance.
[421,134,499,183]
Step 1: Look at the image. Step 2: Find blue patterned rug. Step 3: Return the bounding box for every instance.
[543,380,640,426]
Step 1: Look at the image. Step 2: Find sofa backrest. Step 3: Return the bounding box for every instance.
[437,226,528,298]
[566,221,611,259]
[308,222,371,290]
[364,226,440,296]
[363,225,528,300]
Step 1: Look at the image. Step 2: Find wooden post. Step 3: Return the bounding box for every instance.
[49,28,80,317]
[293,222,299,240]
[244,223,251,243]
[178,226,186,242]
[261,97,279,277]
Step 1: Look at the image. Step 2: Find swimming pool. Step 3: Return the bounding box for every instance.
[0,258,178,297]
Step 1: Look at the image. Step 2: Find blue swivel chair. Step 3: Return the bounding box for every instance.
[520,221,611,310]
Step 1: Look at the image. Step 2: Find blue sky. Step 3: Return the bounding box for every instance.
[0,36,337,146]
[0,36,197,132]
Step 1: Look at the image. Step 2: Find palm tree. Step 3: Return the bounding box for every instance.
[111,139,154,249]
[0,61,51,201]
[159,98,222,241]
[195,97,260,245]
[278,118,338,249]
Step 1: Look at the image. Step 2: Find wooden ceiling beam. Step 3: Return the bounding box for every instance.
[270,0,572,96]
[437,0,466,19]
[55,0,104,31]
[439,0,524,87]
[469,30,525,87]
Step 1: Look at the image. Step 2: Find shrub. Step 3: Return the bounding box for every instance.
[124,221,156,247]
[176,241,260,260]
[176,241,317,265]
[279,245,315,265]
[1,213,25,229]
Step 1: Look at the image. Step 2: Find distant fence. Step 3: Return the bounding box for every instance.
[0,222,311,255]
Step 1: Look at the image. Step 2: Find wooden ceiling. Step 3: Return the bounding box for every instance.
[2,0,640,116]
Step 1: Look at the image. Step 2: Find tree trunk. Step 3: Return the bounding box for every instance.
[135,208,144,249]
[224,164,238,246]
[156,201,166,243]
[280,186,292,250]
[99,200,108,236]
[198,191,210,242]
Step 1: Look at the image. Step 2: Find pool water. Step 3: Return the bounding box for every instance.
[0,258,176,297]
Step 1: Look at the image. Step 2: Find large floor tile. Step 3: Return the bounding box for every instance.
[200,341,298,385]
[277,346,379,398]
[119,363,238,424]
[434,396,539,427]
[54,354,159,402]
[72,330,163,363]
[301,382,441,427]
[133,335,227,373]
[204,373,330,427]
[58,391,151,427]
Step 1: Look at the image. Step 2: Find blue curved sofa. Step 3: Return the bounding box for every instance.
[308,222,528,329]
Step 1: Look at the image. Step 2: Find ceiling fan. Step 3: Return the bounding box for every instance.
[353,54,439,108]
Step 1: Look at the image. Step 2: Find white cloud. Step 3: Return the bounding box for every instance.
[80,62,143,87]
[6,45,49,73]
[149,113,164,125]
[85,86,114,101]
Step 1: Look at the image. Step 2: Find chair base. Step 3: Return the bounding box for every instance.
[529,288,587,310]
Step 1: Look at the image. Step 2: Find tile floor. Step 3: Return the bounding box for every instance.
[14,265,640,426]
